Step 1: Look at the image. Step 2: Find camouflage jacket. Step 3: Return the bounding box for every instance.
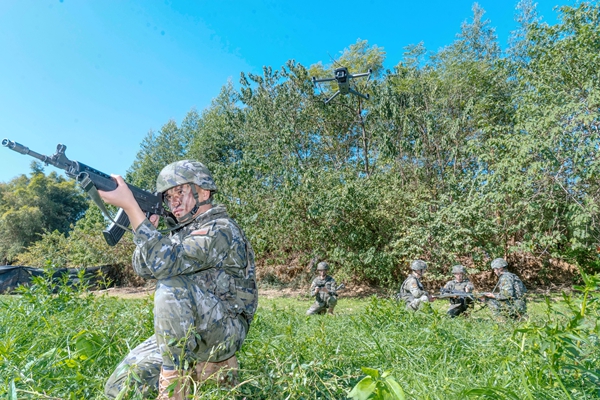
[399,273,428,300]
[309,275,337,303]
[132,205,258,323]
[495,271,526,301]
[443,278,474,293]
[443,278,475,306]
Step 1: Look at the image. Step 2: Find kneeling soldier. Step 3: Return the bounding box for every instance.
[306,262,339,315]
[482,258,528,320]
[398,260,433,311]
[100,160,258,399]
[442,264,475,317]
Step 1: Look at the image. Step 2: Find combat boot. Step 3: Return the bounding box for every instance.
[157,368,188,400]
[195,355,239,387]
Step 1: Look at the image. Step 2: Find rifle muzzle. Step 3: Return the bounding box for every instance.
[2,139,31,155]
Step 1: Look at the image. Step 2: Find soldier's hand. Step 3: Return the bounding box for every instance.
[149,214,160,227]
[98,175,146,230]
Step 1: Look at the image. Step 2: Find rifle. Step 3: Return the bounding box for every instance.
[434,288,491,313]
[433,288,478,301]
[2,138,172,246]
[315,283,345,295]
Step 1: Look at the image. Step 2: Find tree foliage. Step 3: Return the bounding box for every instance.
[12,2,600,287]
[0,163,88,263]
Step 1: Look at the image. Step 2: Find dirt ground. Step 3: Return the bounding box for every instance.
[94,283,385,299]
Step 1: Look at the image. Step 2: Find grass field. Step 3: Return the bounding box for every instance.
[0,273,598,399]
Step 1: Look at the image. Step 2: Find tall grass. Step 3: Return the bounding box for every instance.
[0,272,598,399]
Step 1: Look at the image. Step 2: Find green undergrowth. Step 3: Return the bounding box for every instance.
[0,272,598,399]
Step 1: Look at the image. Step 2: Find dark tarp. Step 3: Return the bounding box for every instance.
[0,265,112,293]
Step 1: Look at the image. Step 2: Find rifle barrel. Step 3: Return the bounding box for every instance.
[2,139,54,165]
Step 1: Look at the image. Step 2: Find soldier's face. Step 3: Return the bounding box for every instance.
[414,269,424,278]
[318,269,327,278]
[454,273,464,281]
[164,184,209,219]
[493,268,503,276]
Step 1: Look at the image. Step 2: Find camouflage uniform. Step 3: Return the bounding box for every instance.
[398,260,431,311]
[488,271,527,320]
[104,203,258,398]
[306,275,338,315]
[443,277,475,317]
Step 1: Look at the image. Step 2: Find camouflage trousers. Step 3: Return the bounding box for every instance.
[488,298,527,320]
[405,295,431,311]
[447,298,473,318]
[104,275,248,399]
[306,295,338,315]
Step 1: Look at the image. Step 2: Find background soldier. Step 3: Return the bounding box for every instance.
[398,260,433,311]
[99,160,258,399]
[482,258,528,320]
[306,262,339,315]
[442,264,475,317]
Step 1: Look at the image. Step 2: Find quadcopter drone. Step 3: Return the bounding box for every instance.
[311,67,372,104]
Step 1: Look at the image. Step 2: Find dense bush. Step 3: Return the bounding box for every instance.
[11,2,600,288]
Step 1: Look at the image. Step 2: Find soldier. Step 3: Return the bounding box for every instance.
[482,258,527,320]
[441,264,475,317]
[98,160,258,400]
[398,260,434,311]
[306,262,339,315]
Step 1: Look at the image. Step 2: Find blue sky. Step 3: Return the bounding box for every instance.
[0,0,565,184]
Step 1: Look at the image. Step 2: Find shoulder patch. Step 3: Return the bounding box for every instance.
[190,228,209,236]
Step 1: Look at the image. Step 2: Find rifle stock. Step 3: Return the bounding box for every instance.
[3,138,169,246]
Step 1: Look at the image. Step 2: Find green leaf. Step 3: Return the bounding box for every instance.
[383,376,406,400]
[361,366,380,379]
[348,376,376,400]
[9,379,17,400]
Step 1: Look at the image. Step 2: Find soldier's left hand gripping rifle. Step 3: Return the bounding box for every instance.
[2,139,174,246]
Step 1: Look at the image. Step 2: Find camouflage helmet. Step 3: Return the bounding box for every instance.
[451,264,466,274]
[156,160,217,194]
[410,260,427,270]
[491,258,508,270]
[316,261,329,271]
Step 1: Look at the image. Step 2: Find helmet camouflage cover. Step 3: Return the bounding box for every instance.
[316,262,329,270]
[410,260,427,270]
[491,258,508,269]
[156,160,217,194]
[451,264,467,274]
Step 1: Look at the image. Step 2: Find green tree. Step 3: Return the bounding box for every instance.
[494,1,600,270]
[0,163,88,263]
[126,118,193,189]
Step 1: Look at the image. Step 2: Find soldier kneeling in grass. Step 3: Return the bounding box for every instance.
[397,260,434,311]
[482,258,528,321]
[441,264,475,317]
[306,262,339,315]
[99,160,258,399]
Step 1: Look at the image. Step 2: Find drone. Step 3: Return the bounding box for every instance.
[311,67,372,104]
